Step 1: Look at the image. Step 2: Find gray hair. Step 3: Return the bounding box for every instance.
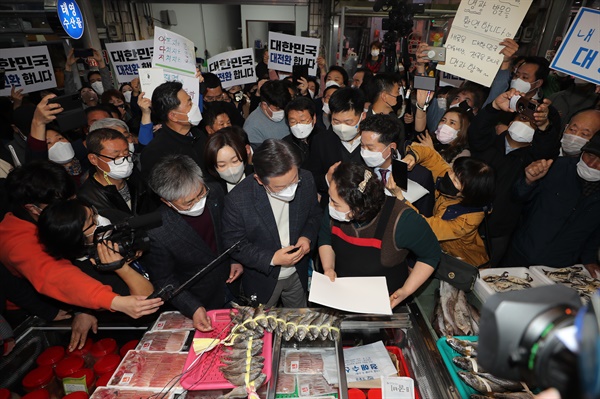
[90,118,129,133]
[148,154,204,201]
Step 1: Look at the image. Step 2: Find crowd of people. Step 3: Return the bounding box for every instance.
[0,38,599,355]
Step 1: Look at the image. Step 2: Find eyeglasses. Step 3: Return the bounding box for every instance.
[205,93,229,102]
[93,152,132,165]
[177,185,211,211]
[265,177,301,195]
[83,206,99,236]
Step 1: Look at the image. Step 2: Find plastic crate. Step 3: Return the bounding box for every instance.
[436,336,478,399]
[180,309,273,391]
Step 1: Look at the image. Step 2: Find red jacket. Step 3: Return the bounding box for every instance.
[0,213,117,310]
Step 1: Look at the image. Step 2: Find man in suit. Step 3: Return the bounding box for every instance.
[222,139,322,307]
[143,154,242,331]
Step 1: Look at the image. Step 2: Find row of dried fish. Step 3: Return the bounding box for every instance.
[543,266,600,302]
[483,272,533,292]
[433,281,480,337]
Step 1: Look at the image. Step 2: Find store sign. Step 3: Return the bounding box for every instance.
[550,7,600,85]
[105,40,154,83]
[267,32,320,76]
[57,0,84,40]
[0,46,56,96]
[207,48,256,88]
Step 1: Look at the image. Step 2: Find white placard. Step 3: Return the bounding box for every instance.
[268,32,320,76]
[550,7,600,85]
[308,272,392,315]
[439,71,466,87]
[139,67,165,100]
[207,48,256,88]
[0,46,56,96]
[163,71,201,108]
[152,27,196,76]
[438,0,534,87]
[382,377,415,399]
[105,39,153,83]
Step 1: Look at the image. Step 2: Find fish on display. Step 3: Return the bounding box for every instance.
[452,356,484,373]
[446,336,478,357]
[458,372,511,393]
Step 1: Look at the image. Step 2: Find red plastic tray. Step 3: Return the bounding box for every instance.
[180,309,273,391]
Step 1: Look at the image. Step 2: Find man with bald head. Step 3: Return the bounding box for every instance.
[559,109,600,157]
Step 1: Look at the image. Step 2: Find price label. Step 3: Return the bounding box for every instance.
[141,340,152,350]
[119,372,134,386]
[382,376,415,399]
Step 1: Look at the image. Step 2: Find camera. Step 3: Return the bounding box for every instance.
[479,285,600,399]
[92,212,162,271]
[509,95,538,123]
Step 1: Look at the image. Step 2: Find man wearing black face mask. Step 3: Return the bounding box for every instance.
[367,73,404,118]
[140,81,208,181]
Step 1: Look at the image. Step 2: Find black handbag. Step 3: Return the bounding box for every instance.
[435,252,479,292]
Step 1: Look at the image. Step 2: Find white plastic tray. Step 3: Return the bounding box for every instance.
[474,267,554,303]
[530,265,599,303]
[150,311,194,331]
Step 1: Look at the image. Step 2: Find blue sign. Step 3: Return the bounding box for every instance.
[57,0,84,40]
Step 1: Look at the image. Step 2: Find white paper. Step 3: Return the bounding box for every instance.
[105,39,153,83]
[163,70,201,108]
[207,48,256,88]
[550,7,600,85]
[438,0,534,87]
[268,32,320,76]
[402,179,430,204]
[152,27,196,75]
[323,342,397,384]
[382,377,415,399]
[139,67,165,100]
[309,272,392,315]
[0,46,56,96]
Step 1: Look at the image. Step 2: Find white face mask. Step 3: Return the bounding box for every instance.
[510,78,536,93]
[576,157,600,182]
[218,163,245,184]
[170,196,207,217]
[437,98,447,109]
[371,49,380,57]
[332,115,362,142]
[267,181,299,202]
[435,124,459,144]
[329,203,351,222]
[128,142,135,154]
[322,102,330,115]
[104,157,134,179]
[361,144,391,168]
[91,81,104,95]
[508,121,535,143]
[308,89,315,99]
[561,133,589,156]
[186,105,203,126]
[123,91,132,103]
[325,80,340,89]
[290,123,313,139]
[48,141,75,164]
[266,104,284,122]
[88,214,113,240]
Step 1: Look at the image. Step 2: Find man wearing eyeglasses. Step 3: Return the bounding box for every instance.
[222,139,322,308]
[201,72,245,127]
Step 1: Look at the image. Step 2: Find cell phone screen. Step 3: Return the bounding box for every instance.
[392,159,408,191]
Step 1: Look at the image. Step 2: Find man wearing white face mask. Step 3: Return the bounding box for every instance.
[282,97,324,169]
[467,89,562,266]
[243,80,292,147]
[90,118,142,163]
[145,154,234,332]
[222,139,322,308]
[558,110,600,157]
[141,81,208,181]
[79,128,157,216]
[506,135,600,277]
[509,57,548,100]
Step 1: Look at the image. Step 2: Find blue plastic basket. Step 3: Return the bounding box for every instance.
[436,336,479,399]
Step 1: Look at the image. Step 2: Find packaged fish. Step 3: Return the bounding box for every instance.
[91,387,175,399]
[297,374,337,396]
[151,311,194,331]
[108,350,187,389]
[136,330,190,352]
[284,350,324,374]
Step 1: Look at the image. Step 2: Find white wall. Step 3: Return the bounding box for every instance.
[241,5,309,49]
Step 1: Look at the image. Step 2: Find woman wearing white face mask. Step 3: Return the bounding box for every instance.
[145,154,240,332]
[120,83,134,104]
[317,85,340,131]
[318,163,441,310]
[364,40,385,74]
[417,108,471,165]
[205,127,253,193]
[45,128,86,184]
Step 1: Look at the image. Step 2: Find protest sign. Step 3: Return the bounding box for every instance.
[0,46,56,96]
[438,0,533,87]
[106,40,153,83]
[550,7,600,85]
[207,48,255,88]
[439,71,465,87]
[267,32,320,76]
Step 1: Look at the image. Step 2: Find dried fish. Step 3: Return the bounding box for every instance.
[452,356,483,373]
[458,372,509,393]
[446,336,477,357]
[476,373,523,392]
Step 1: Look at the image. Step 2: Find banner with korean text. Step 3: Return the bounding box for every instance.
[0,46,56,96]
[207,48,255,88]
[267,32,320,76]
[106,40,153,84]
[437,0,533,87]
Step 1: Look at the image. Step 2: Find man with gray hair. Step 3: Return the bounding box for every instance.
[142,154,240,331]
[90,117,140,157]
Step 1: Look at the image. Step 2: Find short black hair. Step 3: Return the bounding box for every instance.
[453,157,495,208]
[331,163,385,223]
[152,81,183,123]
[454,84,487,111]
[307,77,320,95]
[285,96,316,118]
[87,70,101,83]
[202,101,231,130]
[354,68,373,87]
[359,114,403,146]
[329,87,365,116]
[85,105,111,119]
[6,160,76,208]
[367,73,399,103]
[202,72,223,93]
[260,81,292,110]
[86,128,128,155]
[253,139,300,184]
[327,66,349,87]
[38,198,88,260]
[520,56,550,82]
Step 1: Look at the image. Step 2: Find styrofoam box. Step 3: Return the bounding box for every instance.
[474,267,555,303]
[530,264,598,302]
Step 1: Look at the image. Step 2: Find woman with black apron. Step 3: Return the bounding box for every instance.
[318,163,441,309]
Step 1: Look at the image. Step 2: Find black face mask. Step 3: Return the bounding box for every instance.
[391,97,403,115]
[437,173,460,196]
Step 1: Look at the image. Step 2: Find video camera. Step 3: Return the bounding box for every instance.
[479,285,600,399]
[92,212,162,271]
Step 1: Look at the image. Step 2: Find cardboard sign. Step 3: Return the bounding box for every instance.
[105,39,153,83]
[268,32,320,76]
[0,46,56,96]
[550,7,600,85]
[438,0,533,87]
[207,48,256,88]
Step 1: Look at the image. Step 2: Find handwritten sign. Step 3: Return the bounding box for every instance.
[105,40,153,83]
[0,46,56,96]
[268,32,320,76]
[207,48,256,88]
[439,71,466,87]
[550,7,600,85]
[164,71,201,108]
[382,377,415,399]
[438,0,533,87]
[57,0,84,40]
